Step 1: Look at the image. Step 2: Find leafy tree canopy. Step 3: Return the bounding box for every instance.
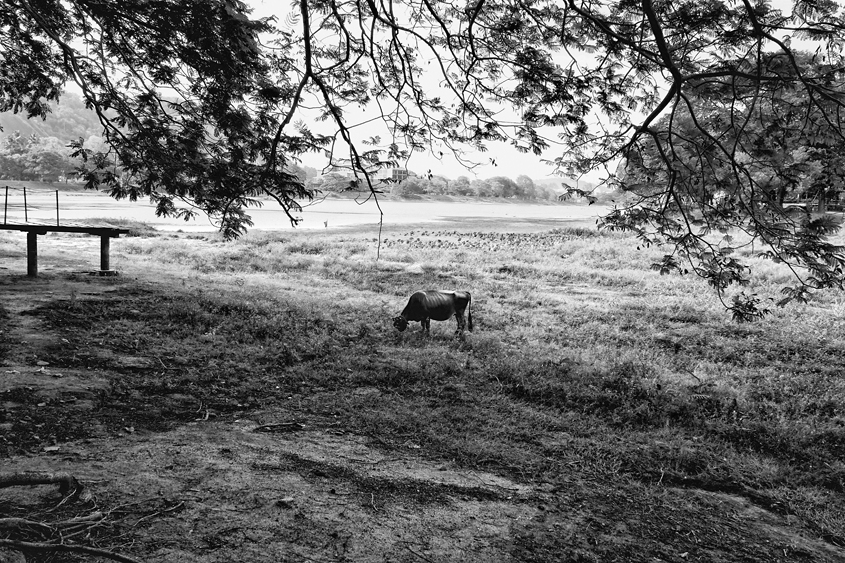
[0,131,78,181]
[4,0,845,309]
[2,0,309,238]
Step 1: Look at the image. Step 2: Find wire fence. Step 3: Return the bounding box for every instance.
[2,185,62,226]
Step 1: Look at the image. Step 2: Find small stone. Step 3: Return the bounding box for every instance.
[276,497,295,508]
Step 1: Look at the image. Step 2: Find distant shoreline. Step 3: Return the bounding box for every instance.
[1,180,606,207]
[310,191,589,206]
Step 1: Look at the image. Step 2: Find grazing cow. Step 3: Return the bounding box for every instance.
[393,290,473,336]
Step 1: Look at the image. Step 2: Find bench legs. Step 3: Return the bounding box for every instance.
[27,232,37,277]
[22,233,115,277]
[100,235,110,271]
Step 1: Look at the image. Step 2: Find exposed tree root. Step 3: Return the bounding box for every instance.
[0,539,144,563]
[0,472,145,562]
[0,471,81,496]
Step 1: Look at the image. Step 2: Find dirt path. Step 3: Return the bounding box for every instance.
[2,250,844,562]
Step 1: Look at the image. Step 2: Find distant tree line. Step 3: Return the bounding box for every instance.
[0,132,569,202]
[0,92,564,199]
[306,171,564,200]
[0,131,108,182]
[1,131,76,182]
[0,92,105,182]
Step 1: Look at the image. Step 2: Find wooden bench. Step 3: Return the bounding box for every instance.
[0,221,130,277]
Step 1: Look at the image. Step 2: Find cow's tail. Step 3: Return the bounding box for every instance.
[467,292,474,332]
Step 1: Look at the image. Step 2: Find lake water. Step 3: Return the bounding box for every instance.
[2,189,607,232]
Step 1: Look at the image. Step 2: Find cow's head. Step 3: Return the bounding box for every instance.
[392,316,408,332]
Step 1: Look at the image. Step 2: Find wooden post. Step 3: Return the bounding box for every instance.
[23,187,28,222]
[3,186,7,224]
[56,190,60,225]
[27,232,37,277]
[100,235,110,271]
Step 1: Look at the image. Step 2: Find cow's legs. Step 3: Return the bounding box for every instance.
[422,318,430,334]
[455,311,466,336]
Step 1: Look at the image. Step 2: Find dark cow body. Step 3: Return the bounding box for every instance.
[393,290,473,335]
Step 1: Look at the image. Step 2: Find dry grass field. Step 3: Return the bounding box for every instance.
[1,213,844,562]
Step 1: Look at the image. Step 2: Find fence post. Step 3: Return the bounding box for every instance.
[56,190,60,226]
[23,187,28,223]
[3,186,7,225]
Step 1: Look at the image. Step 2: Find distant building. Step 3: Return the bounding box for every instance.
[390,168,412,183]
[313,167,416,187]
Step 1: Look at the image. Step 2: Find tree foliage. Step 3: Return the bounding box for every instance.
[2,0,311,239]
[304,170,559,199]
[5,0,845,305]
[618,50,845,313]
[0,131,82,181]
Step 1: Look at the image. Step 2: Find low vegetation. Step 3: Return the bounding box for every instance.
[1,220,844,561]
